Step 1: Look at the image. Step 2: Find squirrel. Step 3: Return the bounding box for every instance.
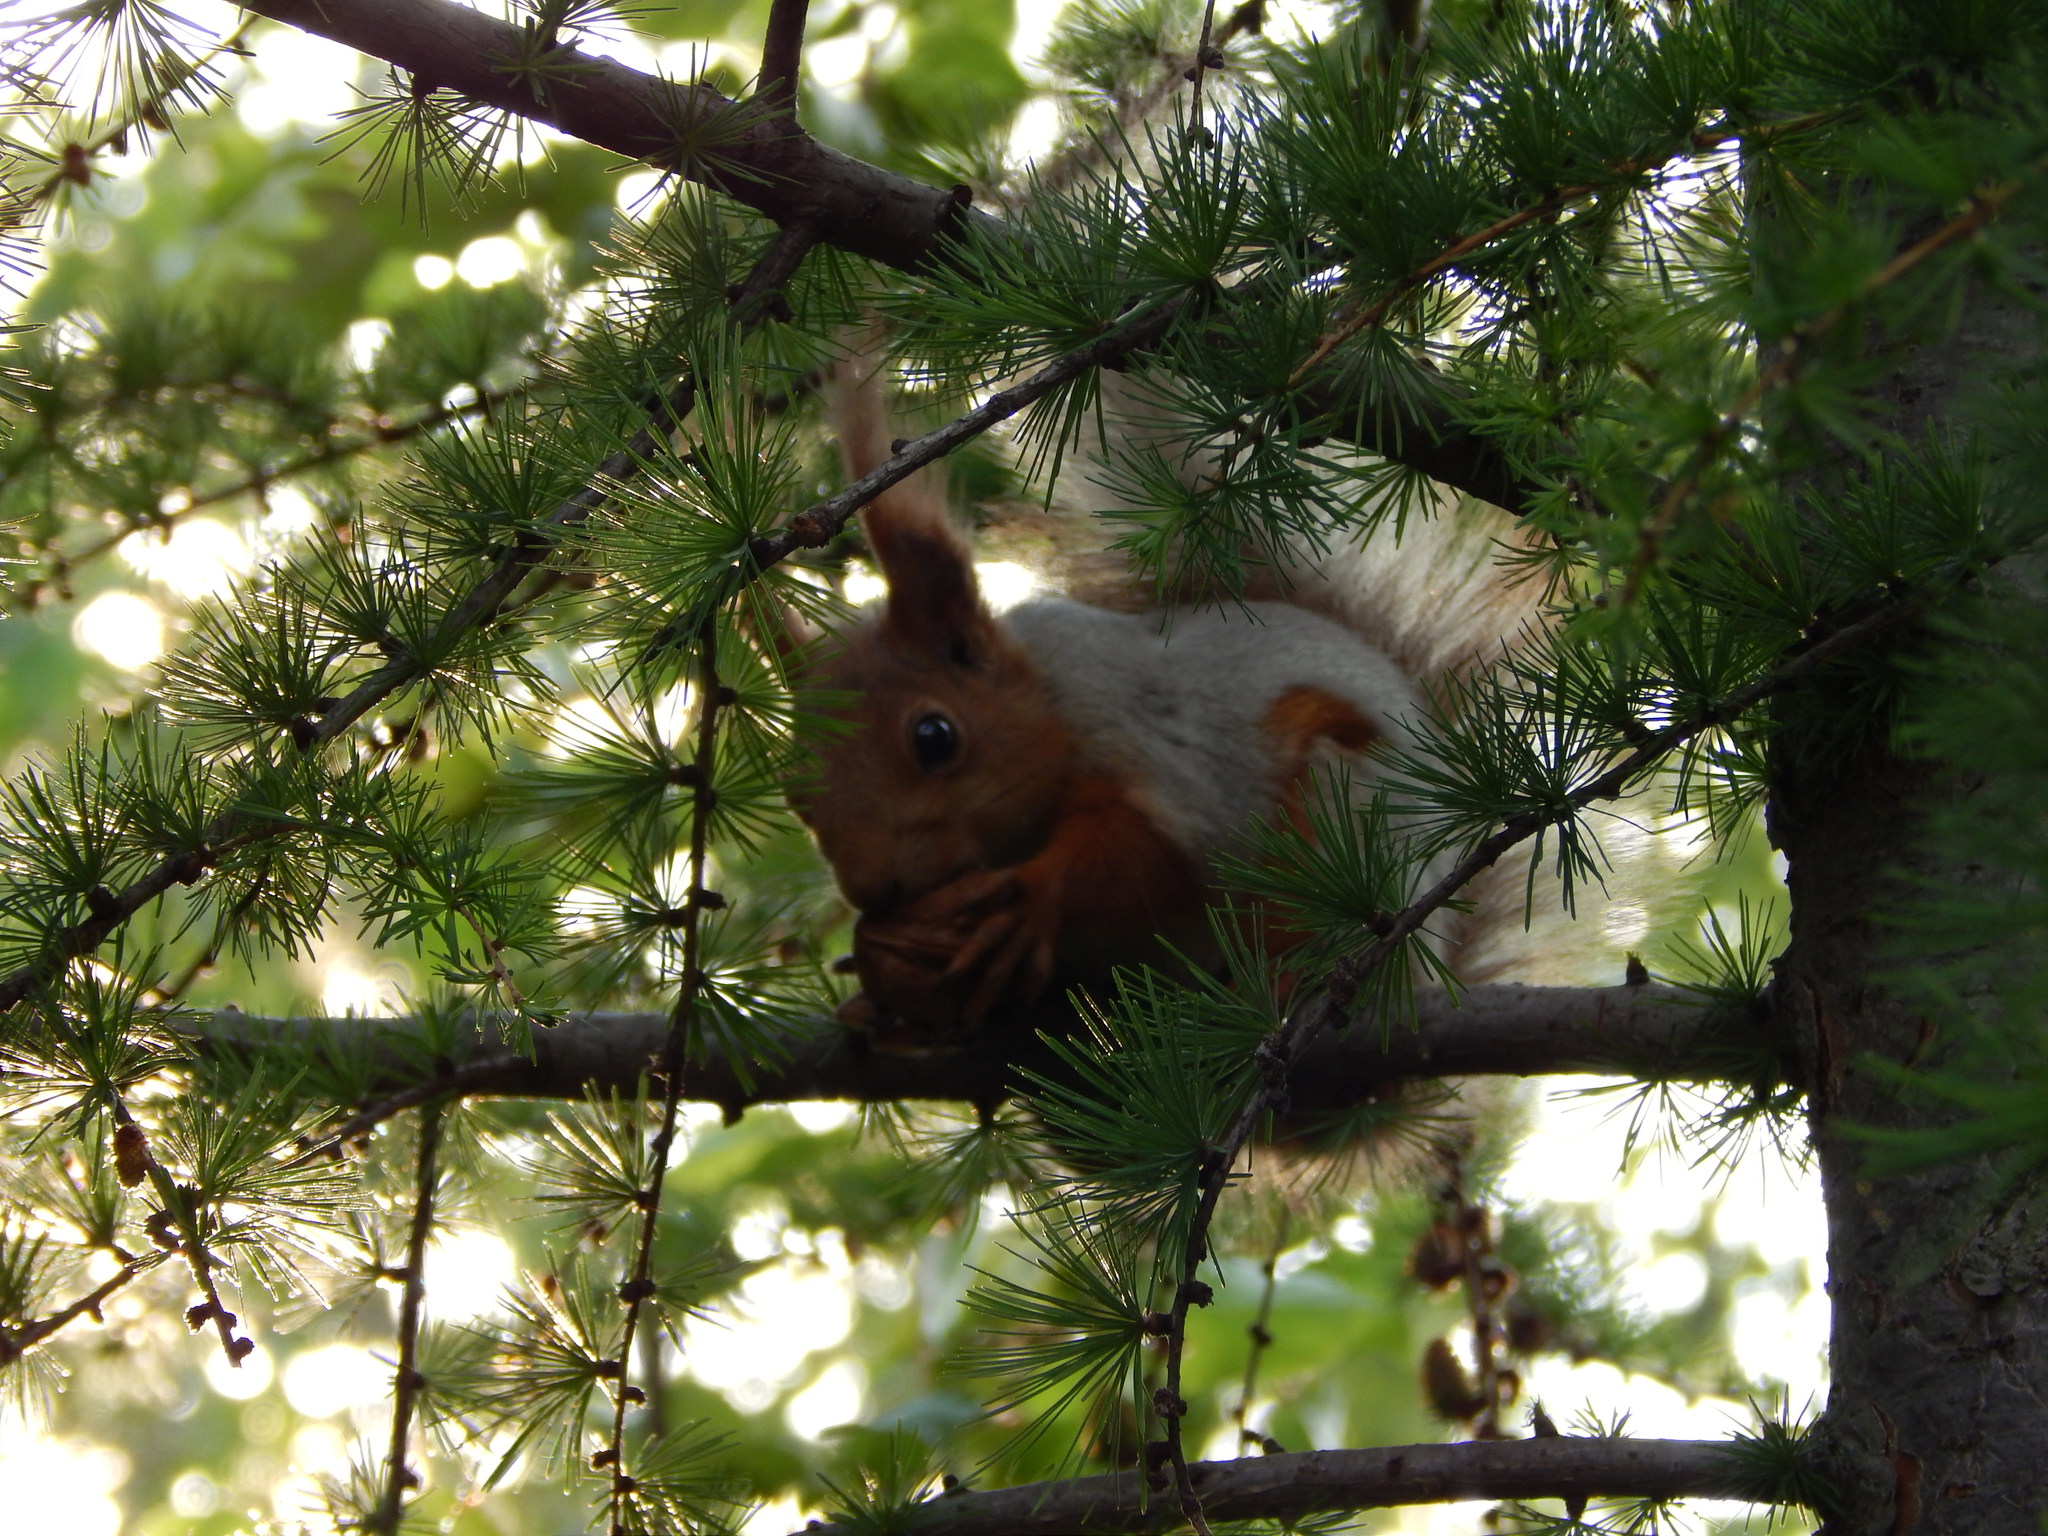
[787,348,1555,1047]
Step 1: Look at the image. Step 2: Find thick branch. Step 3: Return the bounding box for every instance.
[237,0,989,274]
[184,982,1788,1110]
[824,1437,1760,1536]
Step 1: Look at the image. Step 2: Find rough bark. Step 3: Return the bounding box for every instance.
[1774,265,2048,1532]
[1776,751,2048,1536]
[186,982,1779,1108]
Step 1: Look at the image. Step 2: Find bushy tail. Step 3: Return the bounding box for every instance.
[1015,369,1647,991]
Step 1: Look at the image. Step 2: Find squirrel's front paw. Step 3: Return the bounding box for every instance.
[847,898,981,1033]
[850,868,1055,1029]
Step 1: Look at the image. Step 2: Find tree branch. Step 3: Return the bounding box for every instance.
[607,615,728,1536]
[2,1250,168,1359]
[1292,366,1540,518]
[183,981,1791,1111]
[757,0,811,124]
[18,20,257,226]
[821,1436,1762,1536]
[236,0,992,275]
[284,1055,529,1169]
[750,298,1187,563]
[35,380,526,604]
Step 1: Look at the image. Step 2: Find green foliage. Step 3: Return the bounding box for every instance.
[956,1199,1153,1466]
[815,1426,942,1535]
[1724,1401,1836,1522]
[1216,776,1459,1020]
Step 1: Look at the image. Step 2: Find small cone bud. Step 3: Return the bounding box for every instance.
[113,1123,150,1188]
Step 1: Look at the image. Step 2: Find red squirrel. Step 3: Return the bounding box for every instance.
[791,362,1436,1042]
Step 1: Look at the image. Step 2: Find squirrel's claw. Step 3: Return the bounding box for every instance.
[847,865,1059,1033]
[931,868,1060,1022]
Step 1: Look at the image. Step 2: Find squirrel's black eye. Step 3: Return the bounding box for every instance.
[911,712,960,771]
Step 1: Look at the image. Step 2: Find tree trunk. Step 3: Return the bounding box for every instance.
[1776,267,2048,1533]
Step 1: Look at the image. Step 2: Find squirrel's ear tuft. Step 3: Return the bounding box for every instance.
[868,510,992,667]
[831,326,997,667]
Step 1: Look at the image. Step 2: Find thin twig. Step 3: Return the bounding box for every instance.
[23,20,256,215]
[451,902,526,1008]
[152,943,222,1007]
[1286,180,1610,390]
[1231,1209,1287,1452]
[637,1314,670,1441]
[593,227,818,1529]
[285,1054,527,1170]
[1449,1174,1506,1439]
[149,879,275,1006]
[29,383,521,605]
[604,619,725,1536]
[370,1100,444,1535]
[1187,0,1222,140]
[167,1195,243,1360]
[2,1250,166,1358]
[750,296,1186,566]
[1343,597,1912,1001]
[1284,113,1837,391]
[1160,1307,1211,1535]
[94,1090,249,1364]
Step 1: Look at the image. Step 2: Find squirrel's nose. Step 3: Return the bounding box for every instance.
[855,880,904,917]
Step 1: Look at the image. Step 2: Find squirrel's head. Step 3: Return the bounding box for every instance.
[792,510,1075,914]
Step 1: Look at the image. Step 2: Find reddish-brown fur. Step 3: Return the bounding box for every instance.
[794,575,1077,914]
[789,347,1082,918]
[1260,686,1381,797]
